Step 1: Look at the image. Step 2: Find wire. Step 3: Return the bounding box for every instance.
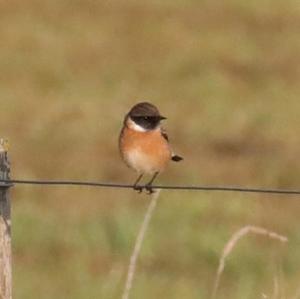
[0,179,300,195]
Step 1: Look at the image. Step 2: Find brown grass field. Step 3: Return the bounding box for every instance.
[1,0,300,298]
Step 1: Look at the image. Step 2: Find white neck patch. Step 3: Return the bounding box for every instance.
[127,118,147,132]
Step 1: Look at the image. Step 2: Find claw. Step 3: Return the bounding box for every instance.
[144,172,159,195]
[145,184,155,194]
[133,185,143,193]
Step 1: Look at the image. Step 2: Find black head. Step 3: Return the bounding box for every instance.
[127,102,166,130]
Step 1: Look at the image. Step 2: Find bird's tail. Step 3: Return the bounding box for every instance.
[171,155,183,162]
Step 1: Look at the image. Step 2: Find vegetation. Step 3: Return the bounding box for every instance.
[1,0,300,298]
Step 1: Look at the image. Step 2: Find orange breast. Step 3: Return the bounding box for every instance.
[119,127,172,174]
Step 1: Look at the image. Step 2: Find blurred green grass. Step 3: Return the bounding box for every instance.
[1,0,300,298]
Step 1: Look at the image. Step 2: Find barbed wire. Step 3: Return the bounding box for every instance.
[0,179,299,195]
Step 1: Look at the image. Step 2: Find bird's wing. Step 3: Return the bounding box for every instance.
[161,128,169,142]
[161,128,183,162]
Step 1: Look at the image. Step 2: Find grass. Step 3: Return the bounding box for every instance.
[1,0,300,298]
[212,225,288,299]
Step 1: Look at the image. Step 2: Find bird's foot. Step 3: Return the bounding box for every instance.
[133,185,143,193]
[145,184,155,194]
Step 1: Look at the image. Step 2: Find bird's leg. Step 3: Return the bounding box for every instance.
[133,174,144,193]
[145,172,159,194]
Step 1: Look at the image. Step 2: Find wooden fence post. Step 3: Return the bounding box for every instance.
[0,139,12,299]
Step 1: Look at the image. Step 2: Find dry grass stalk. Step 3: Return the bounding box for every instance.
[272,275,280,299]
[211,225,288,299]
[0,139,12,299]
[121,190,161,299]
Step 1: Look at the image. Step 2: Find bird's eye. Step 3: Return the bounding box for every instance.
[143,116,149,120]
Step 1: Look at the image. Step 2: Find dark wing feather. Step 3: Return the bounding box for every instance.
[161,129,169,142]
[161,128,183,162]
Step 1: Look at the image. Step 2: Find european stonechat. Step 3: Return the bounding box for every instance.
[119,102,183,194]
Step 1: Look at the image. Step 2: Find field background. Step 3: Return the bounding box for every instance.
[1,0,300,298]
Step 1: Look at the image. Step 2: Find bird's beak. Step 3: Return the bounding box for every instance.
[159,115,167,120]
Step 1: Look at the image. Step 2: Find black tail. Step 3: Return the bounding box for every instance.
[171,155,183,162]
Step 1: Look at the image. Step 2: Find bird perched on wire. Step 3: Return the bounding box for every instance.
[119,102,183,194]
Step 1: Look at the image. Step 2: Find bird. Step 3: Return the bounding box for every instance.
[119,102,183,194]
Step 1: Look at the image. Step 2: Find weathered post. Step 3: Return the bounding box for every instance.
[0,139,12,299]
